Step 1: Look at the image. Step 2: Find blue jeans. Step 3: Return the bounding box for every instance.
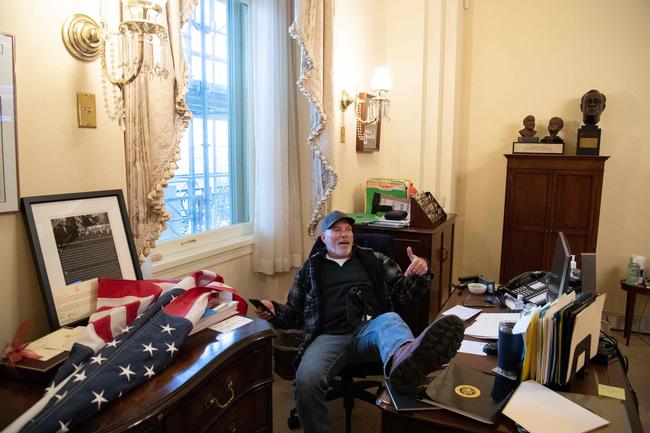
[294,312,413,433]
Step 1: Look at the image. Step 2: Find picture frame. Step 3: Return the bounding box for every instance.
[21,190,142,330]
[0,32,19,213]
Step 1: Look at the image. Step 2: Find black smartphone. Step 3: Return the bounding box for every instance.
[249,298,274,316]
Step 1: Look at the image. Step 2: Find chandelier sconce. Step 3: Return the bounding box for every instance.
[340,67,392,144]
[62,0,170,123]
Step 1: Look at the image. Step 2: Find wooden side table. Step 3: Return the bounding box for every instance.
[620,279,650,346]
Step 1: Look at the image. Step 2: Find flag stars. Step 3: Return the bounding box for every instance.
[160,323,175,335]
[72,362,85,371]
[120,325,133,334]
[119,364,136,382]
[91,390,108,410]
[165,342,178,356]
[54,391,68,401]
[144,365,156,379]
[106,339,120,348]
[56,420,70,433]
[141,342,158,357]
[90,353,107,365]
[73,370,87,383]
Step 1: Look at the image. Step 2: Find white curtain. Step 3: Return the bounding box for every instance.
[251,0,304,275]
[123,0,197,262]
[289,0,337,237]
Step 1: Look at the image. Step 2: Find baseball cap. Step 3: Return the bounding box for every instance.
[321,210,355,231]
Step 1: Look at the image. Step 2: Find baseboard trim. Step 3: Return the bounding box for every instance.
[604,310,650,334]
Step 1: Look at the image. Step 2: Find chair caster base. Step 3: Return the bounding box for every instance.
[288,408,301,430]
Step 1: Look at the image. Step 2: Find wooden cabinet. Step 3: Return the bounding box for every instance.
[0,318,274,433]
[499,155,608,283]
[354,214,456,335]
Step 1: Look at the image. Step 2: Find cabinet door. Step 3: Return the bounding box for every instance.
[501,170,553,282]
[548,171,600,263]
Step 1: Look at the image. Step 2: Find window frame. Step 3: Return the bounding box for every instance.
[151,0,253,275]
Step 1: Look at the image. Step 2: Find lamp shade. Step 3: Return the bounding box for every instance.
[371,67,392,92]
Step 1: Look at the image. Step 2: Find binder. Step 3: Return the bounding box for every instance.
[424,362,518,424]
[564,294,605,385]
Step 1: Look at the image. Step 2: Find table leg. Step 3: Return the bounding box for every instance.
[624,289,636,346]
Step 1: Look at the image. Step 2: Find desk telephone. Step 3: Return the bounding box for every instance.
[502,270,550,306]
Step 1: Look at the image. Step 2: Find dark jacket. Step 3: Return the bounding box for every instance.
[271,244,431,363]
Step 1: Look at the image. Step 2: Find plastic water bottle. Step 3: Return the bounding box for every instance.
[626,257,640,285]
[570,255,579,279]
[514,294,525,312]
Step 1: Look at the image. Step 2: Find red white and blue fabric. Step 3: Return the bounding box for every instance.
[6,270,245,433]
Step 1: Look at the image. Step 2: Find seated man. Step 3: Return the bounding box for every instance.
[253,210,464,433]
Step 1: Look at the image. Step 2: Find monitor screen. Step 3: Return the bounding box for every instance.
[546,232,571,302]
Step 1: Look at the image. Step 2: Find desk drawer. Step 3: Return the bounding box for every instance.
[165,347,271,431]
[204,385,271,433]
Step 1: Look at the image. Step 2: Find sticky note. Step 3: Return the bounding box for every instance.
[598,384,626,401]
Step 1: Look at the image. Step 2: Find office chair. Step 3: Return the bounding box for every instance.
[288,232,395,433]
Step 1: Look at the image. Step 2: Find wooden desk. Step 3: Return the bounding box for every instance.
[621,279,650,346]
[378,289,644,433]
[0,317,274,433]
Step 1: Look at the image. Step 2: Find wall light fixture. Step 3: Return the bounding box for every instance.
[340,66,392,143]
[62,0,169,122]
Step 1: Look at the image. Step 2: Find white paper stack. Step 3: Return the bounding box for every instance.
[463,313,520,339]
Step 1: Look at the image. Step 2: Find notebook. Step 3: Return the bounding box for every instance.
[384,378,437,411]
[423,361,518,424]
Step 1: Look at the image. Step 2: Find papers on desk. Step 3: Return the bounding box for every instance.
[442,305,481,321]
[25,326,85,361]
[209,315,252,333]
[458,340,487,356]
[368,217,409,228]
[502,380,609,433]
[464,313,520,339]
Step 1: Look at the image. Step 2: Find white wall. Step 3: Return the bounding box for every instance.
[456,0,650,317]
[0,1,127,345]
[331,0,650,321]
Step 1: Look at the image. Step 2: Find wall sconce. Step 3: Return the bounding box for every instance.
[62,1,169,121]
[340,67,392,146]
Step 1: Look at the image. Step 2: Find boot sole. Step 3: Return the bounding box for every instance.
[390,315,465,393]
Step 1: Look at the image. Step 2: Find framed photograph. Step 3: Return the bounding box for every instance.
[0,32,19,213]
[21,190,142,330]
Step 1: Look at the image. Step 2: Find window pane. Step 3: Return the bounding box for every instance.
[161,0,249,241]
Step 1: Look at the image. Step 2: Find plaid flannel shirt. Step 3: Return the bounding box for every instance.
[271,245,431,364]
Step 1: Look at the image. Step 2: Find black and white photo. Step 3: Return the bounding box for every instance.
[22,190,142,329]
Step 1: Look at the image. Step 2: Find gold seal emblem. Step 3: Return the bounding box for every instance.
[454,384,481,398]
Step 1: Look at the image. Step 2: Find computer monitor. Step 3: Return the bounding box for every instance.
[546,232,572,303]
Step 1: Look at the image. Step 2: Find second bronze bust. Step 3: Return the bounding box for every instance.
[541,117,564,143]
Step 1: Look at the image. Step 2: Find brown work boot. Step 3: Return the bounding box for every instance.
[388,315,464,394]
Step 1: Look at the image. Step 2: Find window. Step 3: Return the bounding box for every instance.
[161,0,250,242]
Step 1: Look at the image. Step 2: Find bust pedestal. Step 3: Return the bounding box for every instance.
[577,125,601,155]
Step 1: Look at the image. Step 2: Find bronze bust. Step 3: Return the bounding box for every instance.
[541,117,564,143]
[580,89,606,126]
[519,115,537,137]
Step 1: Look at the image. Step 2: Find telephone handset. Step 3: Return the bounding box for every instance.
[503,270,548,291]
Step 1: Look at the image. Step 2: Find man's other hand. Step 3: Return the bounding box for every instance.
[404,246,428,276]
[253,299,276,320]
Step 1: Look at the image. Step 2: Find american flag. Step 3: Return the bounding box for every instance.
[5,270,243,433]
